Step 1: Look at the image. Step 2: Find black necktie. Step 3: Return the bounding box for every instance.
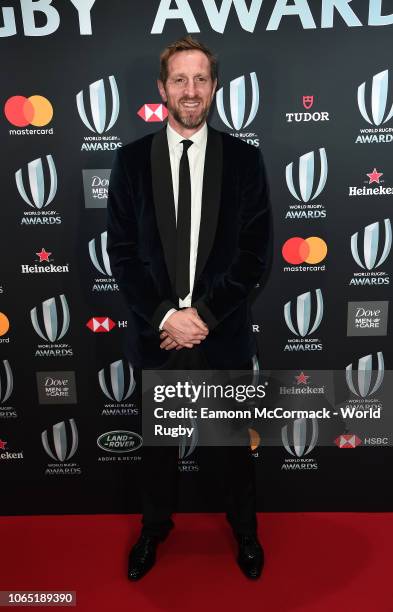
[176,139,193,300]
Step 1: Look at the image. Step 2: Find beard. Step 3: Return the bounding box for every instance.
[168,96,211,129]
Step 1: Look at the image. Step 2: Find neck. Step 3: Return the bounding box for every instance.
[167,115,206,138]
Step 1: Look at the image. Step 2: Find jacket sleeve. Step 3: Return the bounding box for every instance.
[192,146,272,331]
[106,147,178,331]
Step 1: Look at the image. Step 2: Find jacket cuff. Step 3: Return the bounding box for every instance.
[192,298,219,330]
[151,300,178,332]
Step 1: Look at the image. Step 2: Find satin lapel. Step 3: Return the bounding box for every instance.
[151,126,177,289]
[194,125,223,283]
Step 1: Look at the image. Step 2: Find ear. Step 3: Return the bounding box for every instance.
[157,79,167,103]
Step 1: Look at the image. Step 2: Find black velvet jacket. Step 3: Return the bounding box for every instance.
[106,124,272,368]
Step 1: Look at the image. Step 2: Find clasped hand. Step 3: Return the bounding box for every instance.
[159,307,208,350]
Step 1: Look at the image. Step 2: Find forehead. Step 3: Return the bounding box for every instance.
[167,50,211,76]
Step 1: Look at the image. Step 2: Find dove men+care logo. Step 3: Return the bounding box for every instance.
[285,147,328,220]
[347,301,389,337]
[283,289,323,352]
[16,155,62,226]
[76,75,122,152]
[349,219,391,286]
[356,69,393,143]
[30,294,73,357]
[98,360,138,417]
[215,72,260,146]
[88,231,118,292]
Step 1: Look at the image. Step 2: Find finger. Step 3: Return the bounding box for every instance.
[189,315,209,332]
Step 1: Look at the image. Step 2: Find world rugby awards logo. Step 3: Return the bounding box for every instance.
[281,418,318,470]
[16,155,61,226]
[98,360,135,403]
[346,352,384,398]
[285,148,327,220]
[216,72,259,146]
[88,231,118,292]
[356,69,393,143]
[284,289,323,352]
[42,419,81,476]
[77,75,122,151]
[42,419,78,461]
[0,360,13,404]
[30,295,72,357]
[350,219,391,286]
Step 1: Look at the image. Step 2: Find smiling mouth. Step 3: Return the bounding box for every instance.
[181,100,200,109]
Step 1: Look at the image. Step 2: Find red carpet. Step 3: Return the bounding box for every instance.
[0,512,391,611]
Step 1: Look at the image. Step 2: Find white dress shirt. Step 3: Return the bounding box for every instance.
[158,121,208,330]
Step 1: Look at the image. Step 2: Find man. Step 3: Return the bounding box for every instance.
[107,36,272,581]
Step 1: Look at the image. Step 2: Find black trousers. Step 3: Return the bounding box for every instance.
[140,343,258,538]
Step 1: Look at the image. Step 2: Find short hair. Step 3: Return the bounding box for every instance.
[159,35,217,83]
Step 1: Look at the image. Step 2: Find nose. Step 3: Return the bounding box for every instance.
[184,79,197,98]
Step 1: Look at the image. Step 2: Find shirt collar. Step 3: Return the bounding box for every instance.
[166,121,208,152]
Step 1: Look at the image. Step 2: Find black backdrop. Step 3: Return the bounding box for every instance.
[1,0,392,514]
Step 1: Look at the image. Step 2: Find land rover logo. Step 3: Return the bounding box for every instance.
[97,430,142,453]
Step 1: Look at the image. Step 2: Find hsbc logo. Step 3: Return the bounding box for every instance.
[86,317,116,333]
[334,434,362,448]
[137,103,168,122]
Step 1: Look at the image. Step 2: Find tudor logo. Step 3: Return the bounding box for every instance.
[286,148,328,202]
[358,69,393,126]
[137,103,168,122]
[86,317,116,333]
[303,95,314,109]
[351,218,392,270]
[30,294,70,342]
[284,289,323,337]
[77,75,120,134]
[15,155,57,210]
[346,352,384,398]
[216,72,259,131]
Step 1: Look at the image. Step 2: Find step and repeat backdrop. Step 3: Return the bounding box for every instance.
[1,0,392,514]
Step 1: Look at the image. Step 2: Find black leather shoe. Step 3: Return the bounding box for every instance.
[128,535,160,581]
[236,534,264,579]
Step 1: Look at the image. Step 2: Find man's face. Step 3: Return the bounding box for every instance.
[158,50,217,130]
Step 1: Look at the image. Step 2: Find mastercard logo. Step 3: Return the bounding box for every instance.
[4,95,53,127]
[0,312,10,336]
[282,237,327,265]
